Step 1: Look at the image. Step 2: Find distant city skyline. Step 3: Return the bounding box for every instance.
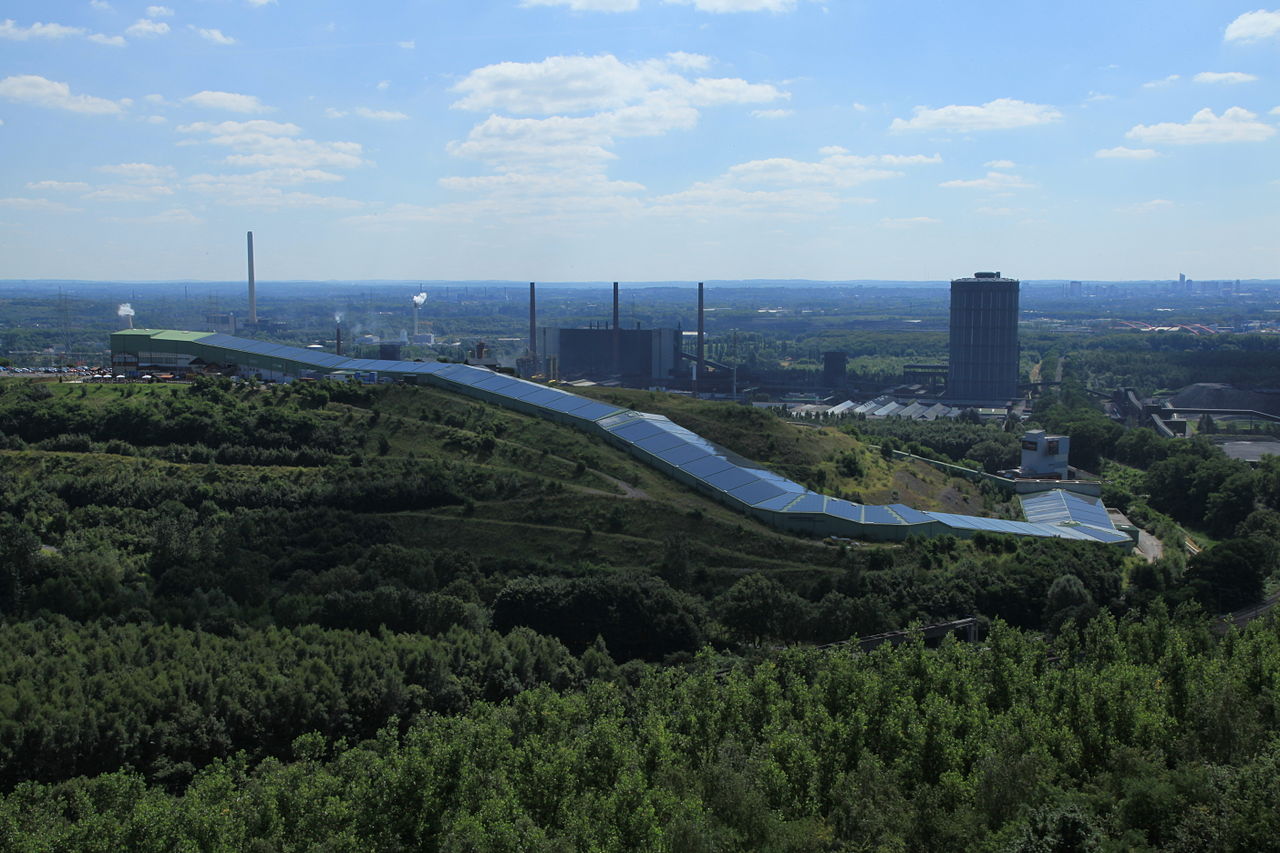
[1,1,1277,281]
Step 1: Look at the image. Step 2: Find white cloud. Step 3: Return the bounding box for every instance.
[1095,146,1160,159]
[851,102,867,112]
[144,93,167,104]
[650,184,845,219]
[145,6,173,17]
[751,108,793,119]
[327,106,409,121]
[639,149,932,220]
[939,171,1034,189]
[88,33,125,45]
[818,145,847,155]
[1142,74,1180,88]
[1084,92,1114,103]
[376,80,390,91]
[890,98,1062,132]
[191,184,363,209]
[27,180,91,191]
[439,172,645,196]
[984,159,1015,168]
[974,206,1020,216]
[83,184,175,201]
[355,107,408,120]
[521,0,641,9]
[144,115,166,123]
[0,75,124,114]
[665,0,799,11]
[0,197,82,213]
[452,53,784,115]
[179,119,366,169]
[187,168,344,186]
[184,90,272,113]
[880,216,939,228]
[0,19,86,39]
[1126,107,1275,144]
[104,208,203,224]
[1224,9,1280,42]
[246,0,276,5]
[177,119,300,136]
[397,40,414,49]
[96,162,177,181]
[1193,71,1258,84]
[193,27,236,45]
[1117,199,1173,214]
[452,54,666,114]
[226,140,365,168]
[721,153,929,188]
[667,51,710,70]
[447,53,786,178]
[182,155,359,208]
[90,1,113,9]
[126,18,169,36]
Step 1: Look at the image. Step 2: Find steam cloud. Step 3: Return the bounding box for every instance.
[412,292,427,308]
[117,303,135,317]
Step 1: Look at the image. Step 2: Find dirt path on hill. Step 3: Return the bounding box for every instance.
[574,470,648,499]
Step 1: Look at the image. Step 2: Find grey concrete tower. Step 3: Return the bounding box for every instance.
[947,271,1019,403]
[246,231,257,326]
[612,281,620,375]
[528,282,537,365]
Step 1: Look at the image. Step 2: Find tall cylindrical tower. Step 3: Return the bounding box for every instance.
[528,282,537,365]
[246,231,257,326]
[947,271,1020,403]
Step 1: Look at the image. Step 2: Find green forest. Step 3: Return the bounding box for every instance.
[1,375,1278,850]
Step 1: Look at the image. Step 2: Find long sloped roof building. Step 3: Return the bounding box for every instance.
[110,329,1130,546]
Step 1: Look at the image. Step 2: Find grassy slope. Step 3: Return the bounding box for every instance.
[363,384,845,571]
[571,386,991,512]
[12,380,993,573]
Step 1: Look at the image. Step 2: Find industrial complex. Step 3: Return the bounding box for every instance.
[110,328,1130,547]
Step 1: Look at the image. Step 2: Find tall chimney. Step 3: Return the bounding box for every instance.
[246,231,257,326]
[696,281,705,397]
[335,323,342,356]
[612,281,620,375]
[528,282,537,365]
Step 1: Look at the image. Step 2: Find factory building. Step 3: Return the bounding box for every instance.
[538,326,682,386]
[822,351,848,389]
[947,271,1020,404]
[526,281,691,388]
[108,329,1131,547]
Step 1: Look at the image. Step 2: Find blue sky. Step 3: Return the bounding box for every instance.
[1,0,1277,281]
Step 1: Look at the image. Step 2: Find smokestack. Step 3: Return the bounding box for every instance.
[246,231,257,326]
[696,282,705,397]
[117,303,135,329]
[528,282,537,365]
[335,322,342,356]
[612,281,620,375]
[412,291,427,335]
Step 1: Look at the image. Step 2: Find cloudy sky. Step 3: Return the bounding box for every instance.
[1,1,1277,281]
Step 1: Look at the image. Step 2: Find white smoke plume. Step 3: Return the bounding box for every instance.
[412,292,427,308]
[117,303,135,317]
[334,312,343,324]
